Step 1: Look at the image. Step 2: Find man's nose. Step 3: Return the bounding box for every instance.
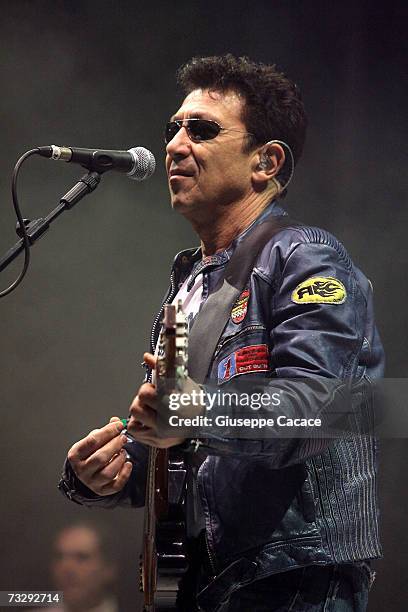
[166,125,191,159]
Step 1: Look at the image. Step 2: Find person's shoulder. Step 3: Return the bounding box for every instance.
[268,220,350,255]
[257,221,353,277]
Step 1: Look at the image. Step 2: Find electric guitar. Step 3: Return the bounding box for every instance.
[140,301,189,611]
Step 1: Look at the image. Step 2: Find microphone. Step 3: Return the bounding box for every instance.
[37,145,156,181]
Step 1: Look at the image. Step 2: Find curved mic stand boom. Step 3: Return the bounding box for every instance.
[0,146,102,298]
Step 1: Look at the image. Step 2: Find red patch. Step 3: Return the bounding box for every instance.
[218,344,269,383]
[231,289,250,324]
[235,343,269,375]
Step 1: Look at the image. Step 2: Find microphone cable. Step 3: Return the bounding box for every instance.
[0,148,40,298]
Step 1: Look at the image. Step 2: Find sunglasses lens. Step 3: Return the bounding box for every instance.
[165,119,222,144]
[165,122,180,144]
[188,119,220,141]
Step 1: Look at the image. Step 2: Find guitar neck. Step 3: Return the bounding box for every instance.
[141,301,188,611]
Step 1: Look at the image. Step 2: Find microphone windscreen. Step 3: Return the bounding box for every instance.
[127,147,156,181]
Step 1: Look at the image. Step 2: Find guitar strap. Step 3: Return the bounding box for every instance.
[187,215,295,385]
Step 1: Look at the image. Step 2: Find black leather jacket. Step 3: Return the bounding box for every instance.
[59,202,384,610]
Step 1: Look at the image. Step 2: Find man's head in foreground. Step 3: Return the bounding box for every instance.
[165,54,307,221]
[51,521,117,611]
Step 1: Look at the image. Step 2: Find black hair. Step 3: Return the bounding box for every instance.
[177,54,307,166]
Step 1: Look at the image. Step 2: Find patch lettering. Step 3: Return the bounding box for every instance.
[231,289,250,324]
[291,276,346,305]
[218,344,269,383]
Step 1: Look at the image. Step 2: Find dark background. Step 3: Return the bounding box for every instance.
[0,1,406,610]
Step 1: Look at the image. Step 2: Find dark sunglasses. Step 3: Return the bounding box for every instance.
[164,118,253,144]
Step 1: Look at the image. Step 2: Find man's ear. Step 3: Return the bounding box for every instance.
[253,141,285,181]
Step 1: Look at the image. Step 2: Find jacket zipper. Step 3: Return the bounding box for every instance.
[205,530,217,578]
[197,458,217,578]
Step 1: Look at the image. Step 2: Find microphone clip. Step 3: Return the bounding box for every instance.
[61,171,101,209]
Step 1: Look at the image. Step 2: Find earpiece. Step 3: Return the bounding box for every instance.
[258,140,295,193]
[257,155,271,171]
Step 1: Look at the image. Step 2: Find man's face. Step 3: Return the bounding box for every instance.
[51,527,114,610]
[165,88,256,218]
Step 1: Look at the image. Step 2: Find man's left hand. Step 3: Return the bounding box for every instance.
[127,353,203,448]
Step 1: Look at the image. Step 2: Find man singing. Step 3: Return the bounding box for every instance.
[59,55,383,611]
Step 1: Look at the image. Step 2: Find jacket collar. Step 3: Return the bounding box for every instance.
[171,199,287,285]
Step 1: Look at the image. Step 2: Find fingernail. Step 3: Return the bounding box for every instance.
[116,422,124,432]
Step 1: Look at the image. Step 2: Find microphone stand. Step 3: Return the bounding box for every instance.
[0,170,101,273]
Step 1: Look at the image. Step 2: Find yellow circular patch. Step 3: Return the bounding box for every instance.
[291,276,346,304]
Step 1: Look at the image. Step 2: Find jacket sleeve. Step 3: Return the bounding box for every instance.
[182,239,370,464]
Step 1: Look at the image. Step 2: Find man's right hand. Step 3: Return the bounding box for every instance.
[67,416,133,496]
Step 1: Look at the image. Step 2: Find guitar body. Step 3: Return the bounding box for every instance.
[150,450,188,610]
[140,302,190,612]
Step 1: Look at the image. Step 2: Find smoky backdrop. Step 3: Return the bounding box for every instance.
[0,1,406,610]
